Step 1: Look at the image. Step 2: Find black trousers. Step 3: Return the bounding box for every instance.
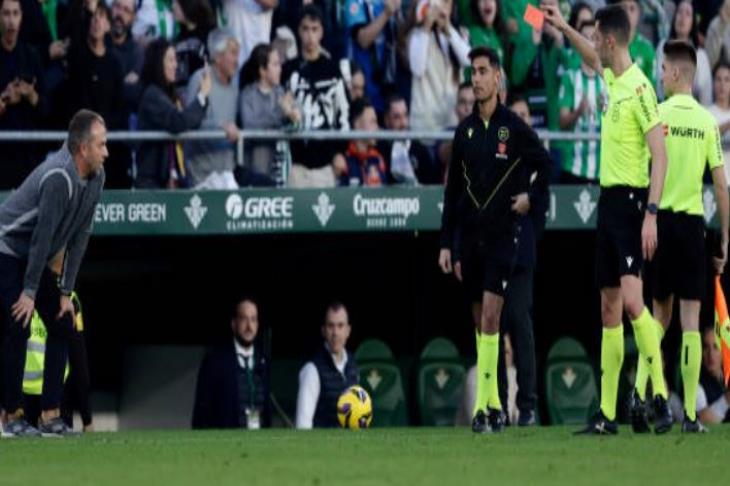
[498,266,538,415]
[0,254,73,413]
[61,327,92,427]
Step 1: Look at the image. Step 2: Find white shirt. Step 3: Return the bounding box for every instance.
[295,347,349,429]
[233,338,254,370]
[224,0,274,67]
[132,0,176,41]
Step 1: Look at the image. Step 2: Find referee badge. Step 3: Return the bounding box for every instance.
[498,126,509,142]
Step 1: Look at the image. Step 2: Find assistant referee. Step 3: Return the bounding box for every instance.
[438,46,551,434]
[629,40,728,434]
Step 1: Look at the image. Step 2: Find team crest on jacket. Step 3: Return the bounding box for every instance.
[498,126,509,142]
[467,127,474,139]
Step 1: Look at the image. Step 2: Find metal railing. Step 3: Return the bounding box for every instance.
[0,129,601,167]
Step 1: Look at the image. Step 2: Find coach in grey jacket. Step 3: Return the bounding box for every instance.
[0,109,107,438]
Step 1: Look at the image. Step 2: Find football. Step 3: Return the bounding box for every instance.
[336,385,373,429]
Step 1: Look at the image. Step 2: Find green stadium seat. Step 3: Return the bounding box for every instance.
[416,338,466,426]
[354,339,408,427]
[545,337,598,425]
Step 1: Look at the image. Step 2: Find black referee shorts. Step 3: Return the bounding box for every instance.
[459,226,520,301]
[652,210,706,301]
[596,186,647,289]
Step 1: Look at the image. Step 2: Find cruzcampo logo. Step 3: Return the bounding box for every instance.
[184,194,207,230]
[498,126,509,142]
[312,192,335,227]
[704,188,717,224]
[574,189,597,224]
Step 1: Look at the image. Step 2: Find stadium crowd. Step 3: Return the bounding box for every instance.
[1,0,729,190]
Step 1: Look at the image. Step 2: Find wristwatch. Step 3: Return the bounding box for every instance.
[647,203,658,215]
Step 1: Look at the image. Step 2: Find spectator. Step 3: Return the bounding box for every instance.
[223,0,277,66]
[436,81,473,177]
[343,0,401,112]
[275,0,345,61]
[558,20,604,184]
[18,0,69,67]
[709,62,730,180]
[295,302,359,429]
[509,0,564,132]
[135,38,210,188]
[508,93,531,125]
[0,0,48,190]
[133,0,176,41]
[110,0,145,114]
[706,0,730,70]
[192,298,271,429]
[466,0,506,65]
[406,0,470,130]
[608,0,656,86]
[185,28,240,190]
[239,43,301,182]
[655,0,712,104]
[347,61,366,102]
[693,0,723,36]
[282,5,349,188]
[380,93,439,184]
[696,326,730,424]
[173,0,216,98]
[18,0,69,107]
[66,3,124,132]
[340,97,387,187]
[66,3,130,188]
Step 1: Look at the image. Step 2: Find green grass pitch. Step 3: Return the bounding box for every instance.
[1,426,727,485]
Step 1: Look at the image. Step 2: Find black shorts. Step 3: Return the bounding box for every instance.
[459,227,520,301]
[652,211,706,301]
[596,186,647,289]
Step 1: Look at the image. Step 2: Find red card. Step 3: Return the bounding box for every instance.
[524,4,545,31]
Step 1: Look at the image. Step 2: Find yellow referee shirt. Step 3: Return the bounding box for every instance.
[659,94,724,216]
[600,64,661,188]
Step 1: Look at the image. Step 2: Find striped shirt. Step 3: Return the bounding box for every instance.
[559,66,605,180]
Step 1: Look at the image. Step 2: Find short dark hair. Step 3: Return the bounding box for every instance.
[469,46,500,68]
[595,5,631,46]
[324,301,348,323]
[67,109,105,154]
[349,97,374,126]
[663,40,697,68]
[384,93,406,115]
[300,4,323,26]
[458,81,472,93]
[232,297,258,319]
[507,92,527,108]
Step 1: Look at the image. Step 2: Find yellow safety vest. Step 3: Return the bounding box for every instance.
[22,293,82,395]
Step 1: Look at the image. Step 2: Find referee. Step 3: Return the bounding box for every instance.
[543,4,673,434]
[630,41,728,434]
[439,46,551,434]
[0,110,106,438]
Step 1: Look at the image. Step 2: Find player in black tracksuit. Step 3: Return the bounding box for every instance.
[439,47,551,433]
